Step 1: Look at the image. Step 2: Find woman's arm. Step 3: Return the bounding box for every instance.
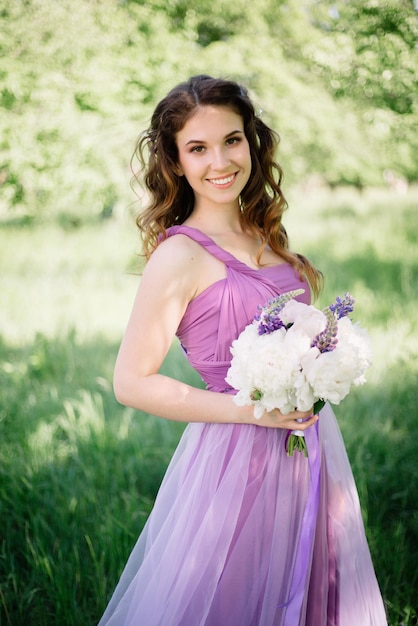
[113,236,317,430]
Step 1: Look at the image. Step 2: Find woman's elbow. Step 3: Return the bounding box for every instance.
[113,381,127,406]
[113,371,135,407]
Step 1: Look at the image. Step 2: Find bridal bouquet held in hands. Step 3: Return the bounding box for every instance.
[226,291,372,456]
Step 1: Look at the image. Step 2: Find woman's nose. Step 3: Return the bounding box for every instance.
[211,147,230,170]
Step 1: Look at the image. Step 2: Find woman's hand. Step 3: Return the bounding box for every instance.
[242,406,319,430]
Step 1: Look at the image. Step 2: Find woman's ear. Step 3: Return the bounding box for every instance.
[174,163,184,176]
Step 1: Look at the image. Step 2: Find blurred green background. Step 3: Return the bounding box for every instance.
[1,1,417,624]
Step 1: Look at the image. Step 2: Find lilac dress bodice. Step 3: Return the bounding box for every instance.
[166,225,311,393]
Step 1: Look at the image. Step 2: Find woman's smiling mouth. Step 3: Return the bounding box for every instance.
[207,173,237,187]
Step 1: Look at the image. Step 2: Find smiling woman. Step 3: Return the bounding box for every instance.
[98,75,387,626]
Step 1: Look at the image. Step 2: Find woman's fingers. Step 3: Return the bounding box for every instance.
[291,414,319,430]
[256,407,319,429]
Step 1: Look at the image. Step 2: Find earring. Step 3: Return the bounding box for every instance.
[239,196,244,214]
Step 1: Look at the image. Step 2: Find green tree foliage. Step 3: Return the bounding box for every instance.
[158,0,249,46]
[0,0,416,222]
[306,0,417,113]
[0,0,194,221]
[302,0,418,181]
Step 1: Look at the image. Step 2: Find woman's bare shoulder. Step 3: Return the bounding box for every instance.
[139,233,207,301]
[149,232,206,270]
[146,232,224,299]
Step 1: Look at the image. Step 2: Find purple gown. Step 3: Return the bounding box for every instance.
[99,226,387,625]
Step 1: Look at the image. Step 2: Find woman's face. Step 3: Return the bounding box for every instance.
[175,105,252,212]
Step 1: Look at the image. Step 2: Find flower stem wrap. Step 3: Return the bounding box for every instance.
[286,399,325,457]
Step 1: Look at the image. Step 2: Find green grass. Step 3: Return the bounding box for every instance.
[1,189,417,625]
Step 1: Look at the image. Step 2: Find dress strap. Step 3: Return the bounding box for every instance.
[164,225,260,275]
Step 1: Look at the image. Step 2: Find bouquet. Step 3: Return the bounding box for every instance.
[225,290,372,456]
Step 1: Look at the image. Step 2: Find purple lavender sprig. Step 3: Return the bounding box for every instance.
[311,292,355,353]
[255,289,305,335]
[329,292,355,319]
[311,307,339,353]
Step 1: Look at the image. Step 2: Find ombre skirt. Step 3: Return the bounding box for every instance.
[98,404,387,626]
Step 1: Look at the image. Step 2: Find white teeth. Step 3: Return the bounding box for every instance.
[209,174,235,185]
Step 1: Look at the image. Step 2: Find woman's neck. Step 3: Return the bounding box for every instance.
[184,206,243,236]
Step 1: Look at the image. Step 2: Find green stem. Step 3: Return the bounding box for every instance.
[286,434,308,457]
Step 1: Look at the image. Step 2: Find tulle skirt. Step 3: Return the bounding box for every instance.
[98,405,387,625]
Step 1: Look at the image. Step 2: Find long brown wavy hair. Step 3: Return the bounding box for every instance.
[132,75,323,297]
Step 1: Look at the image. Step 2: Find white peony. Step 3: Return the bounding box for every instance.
[302,318,372,405]
[280,300,327,340]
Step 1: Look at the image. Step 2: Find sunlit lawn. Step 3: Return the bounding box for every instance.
[1,188,417,625]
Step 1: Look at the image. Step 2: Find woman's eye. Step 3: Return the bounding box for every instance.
[226,137,241,145]
[190,145,205,153]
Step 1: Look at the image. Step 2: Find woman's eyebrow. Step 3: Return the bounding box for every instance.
[185,130,244,146]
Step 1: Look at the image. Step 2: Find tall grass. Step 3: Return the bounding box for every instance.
[1,189,417,625]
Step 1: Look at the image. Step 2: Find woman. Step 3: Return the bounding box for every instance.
[99,75,387,625]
